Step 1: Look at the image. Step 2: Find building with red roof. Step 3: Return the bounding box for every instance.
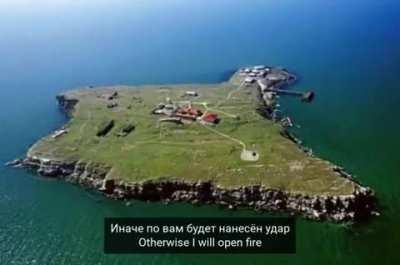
[201,113,220,124]
[175,106,203,121]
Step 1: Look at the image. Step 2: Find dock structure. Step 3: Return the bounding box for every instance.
[263,87,315,103]
[239,65,314,121]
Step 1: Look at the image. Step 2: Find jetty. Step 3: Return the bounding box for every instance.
[238,65,314,121]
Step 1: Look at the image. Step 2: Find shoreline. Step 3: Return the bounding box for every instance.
[6,66,379,223]
[8,155,377,223]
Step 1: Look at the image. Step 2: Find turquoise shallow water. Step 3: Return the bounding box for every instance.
[0,0,399,264]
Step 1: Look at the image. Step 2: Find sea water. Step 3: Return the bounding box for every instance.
[0,0,399,264]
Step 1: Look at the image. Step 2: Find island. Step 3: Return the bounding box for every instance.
[8,65,378,222]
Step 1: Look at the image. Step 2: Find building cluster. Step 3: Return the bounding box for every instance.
[152,93,220,126]
[239,65,313,123]
[98,91,119,109]
[239,65,295,120]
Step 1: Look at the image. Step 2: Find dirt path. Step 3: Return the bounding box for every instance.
[216,80,245,107]
[193,80,249,151]
[156,80,253,158]
[78,110,92,144]
[199,122,246,150]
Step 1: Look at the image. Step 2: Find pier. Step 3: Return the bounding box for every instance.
[239,65,315,121]
[263,88,315,103]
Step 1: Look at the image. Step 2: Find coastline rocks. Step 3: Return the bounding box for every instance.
[9,156,378,223]
[4,158,23,167]
[8,74,378,224]
[56,94,78,116]
[99,179,115,194]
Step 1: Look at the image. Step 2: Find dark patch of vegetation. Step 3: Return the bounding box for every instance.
[116,123,136,137]
[96,120,115,137]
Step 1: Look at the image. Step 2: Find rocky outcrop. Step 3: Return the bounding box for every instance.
[280,129,314,156]
[56,94,79,116]
[8,156,378,223]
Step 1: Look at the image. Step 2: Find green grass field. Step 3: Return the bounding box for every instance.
[29,74,356,196]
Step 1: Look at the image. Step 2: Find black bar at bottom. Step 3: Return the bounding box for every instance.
[104,217,295,254]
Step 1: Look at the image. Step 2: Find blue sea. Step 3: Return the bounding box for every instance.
[0,0,399,264]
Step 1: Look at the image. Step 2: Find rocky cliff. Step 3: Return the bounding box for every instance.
[6,89,379,223]
[9,154,378,223]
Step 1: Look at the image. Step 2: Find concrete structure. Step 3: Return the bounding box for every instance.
[266,73,285,81]
[244,77,255,84]
[159,117,183,125]
[152,102,177,116]
[248,72,257,77]
[240,149,259,161]
[253,65,266,70]
[184,91,198,97]
[52,129,68,139]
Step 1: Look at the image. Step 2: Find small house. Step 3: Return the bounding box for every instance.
[175,106,203,121]
[248,72,257,77]
[253,65,266,70]
[244,77,255,84]
[201,113,220,125]
[256,70,266,77]
[151,103,177,116]
[266,73,285,81]
[185,91,198,97]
